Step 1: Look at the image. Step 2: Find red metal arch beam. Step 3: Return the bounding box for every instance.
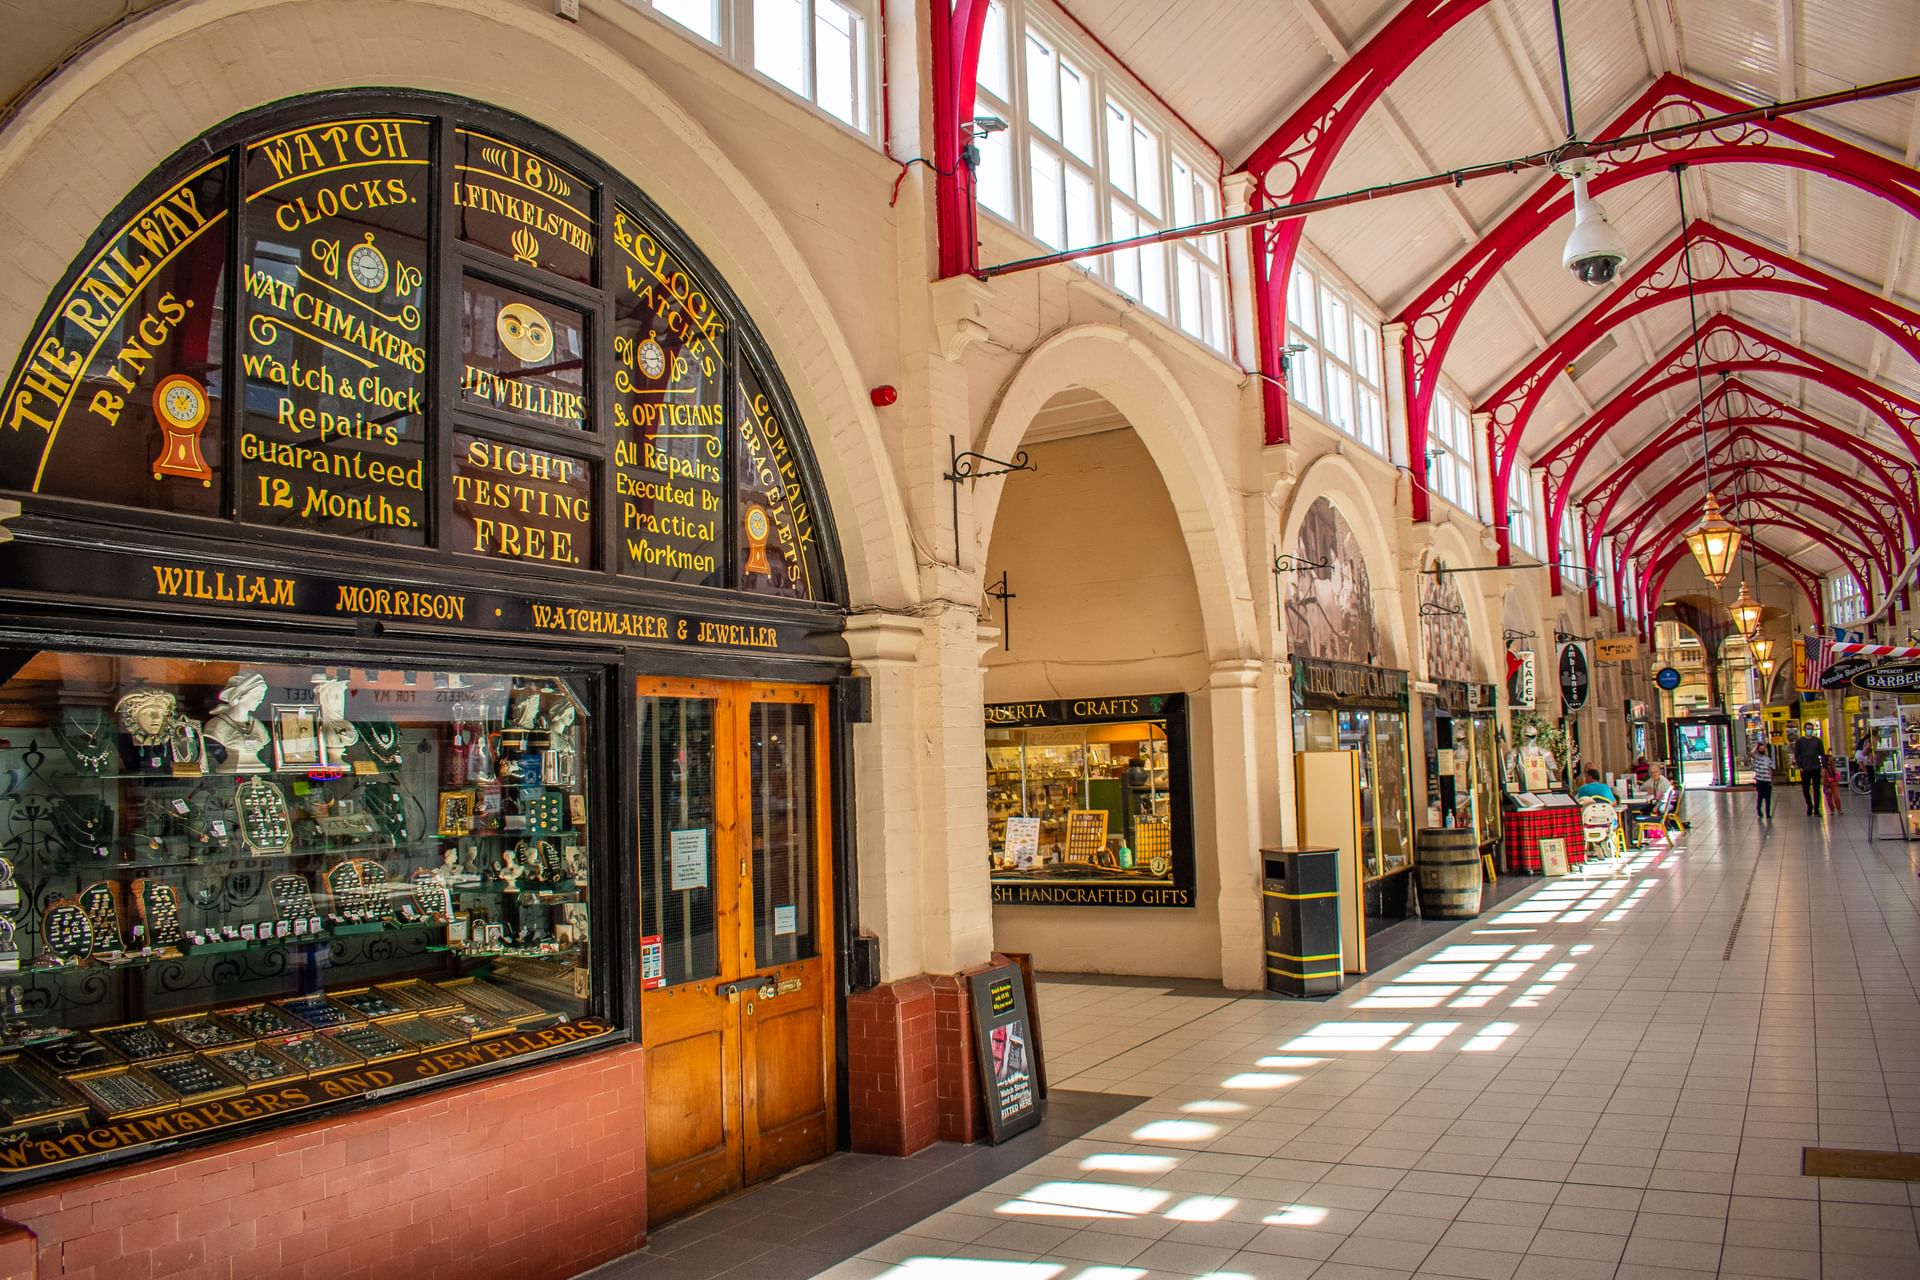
[1577,408,1919,566]
[1636,501,1875,612]
[1397,73,1920,521]
[1488,224,1920,570]
[1590,435,1910,593]
[1616,477,1893,597]
[1239,0,1496,442]
[1566,374,1920,543]
[1644,540,1827,633]
[932,0,995,280]
[1540,315,1920,490]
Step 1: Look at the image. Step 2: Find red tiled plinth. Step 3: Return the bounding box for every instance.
[0,1044,645,1280]
[846,966,995,1156]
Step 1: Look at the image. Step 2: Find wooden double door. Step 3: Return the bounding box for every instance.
[636,678,836,1225]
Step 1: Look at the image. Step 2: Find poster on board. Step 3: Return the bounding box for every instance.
[969,961,1043,1143]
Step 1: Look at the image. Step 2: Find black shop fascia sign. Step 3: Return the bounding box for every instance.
[1292,656,1409,712]
[984,692,1184,727]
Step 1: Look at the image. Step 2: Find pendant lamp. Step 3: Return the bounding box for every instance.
[1684,493,1741,588]
[1750,634,1775,666]
[1728,579,1762,639]
[1757,657,1776,682]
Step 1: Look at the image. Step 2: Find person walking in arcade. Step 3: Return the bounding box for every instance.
[1791,731,1826,816]
[1750,740,1774,821]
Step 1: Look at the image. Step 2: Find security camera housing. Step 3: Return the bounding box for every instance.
[1562,173,1628,287]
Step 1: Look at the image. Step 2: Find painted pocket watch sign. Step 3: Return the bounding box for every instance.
[968,962,1042,1144]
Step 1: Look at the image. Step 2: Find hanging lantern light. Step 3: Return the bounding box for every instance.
[1728,579,1763,639]
[1750,635,1775,666]
[1757,657,1777,682]
[1683,492,1741,587]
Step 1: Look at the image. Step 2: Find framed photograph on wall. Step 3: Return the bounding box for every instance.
[272,705,324,770]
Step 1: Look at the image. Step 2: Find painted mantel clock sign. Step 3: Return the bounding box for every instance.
[0,94,835,612]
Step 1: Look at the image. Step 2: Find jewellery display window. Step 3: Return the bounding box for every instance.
[983,695,1195,908]
[1293,706,1415,881]
[0,646,614,1183]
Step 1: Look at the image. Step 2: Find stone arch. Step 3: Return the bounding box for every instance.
[0,0,918,611]
[972,324,1258,660]
[1274,453,1408,669]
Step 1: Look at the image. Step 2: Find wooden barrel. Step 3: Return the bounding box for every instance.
[1414,827,1483,919]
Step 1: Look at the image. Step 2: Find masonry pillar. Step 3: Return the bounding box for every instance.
[1210,658,1266,989]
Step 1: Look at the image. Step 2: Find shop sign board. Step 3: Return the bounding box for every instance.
[1507,651,1536,711]
[1821,657,1872,690]
[985,693,1178,726]
[0,100,827,605]
[0,538,845,659]
[1852,664,1920,693]
[968,962,1042,1144]
[1655,667,1682,690]
[1557,641,1590,712]
[1595,637,1639,663]
[1290,657,1409,712]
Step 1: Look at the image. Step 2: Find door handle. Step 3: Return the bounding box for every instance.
[715,972,782,999]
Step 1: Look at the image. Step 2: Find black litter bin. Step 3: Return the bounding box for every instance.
[1261,846,1342,997]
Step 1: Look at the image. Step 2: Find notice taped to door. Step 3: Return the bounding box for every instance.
[968,961,1042,1143]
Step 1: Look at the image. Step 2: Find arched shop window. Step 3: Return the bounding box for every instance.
[1,95,838,605]
[0,94,843,1188]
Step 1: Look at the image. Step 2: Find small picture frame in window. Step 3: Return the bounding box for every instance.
[272,705,325,769]
[437,789,476,837]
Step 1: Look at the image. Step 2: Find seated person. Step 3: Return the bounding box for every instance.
[1573,769,1617,803]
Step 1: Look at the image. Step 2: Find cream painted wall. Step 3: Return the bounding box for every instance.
[981,429,1223,979]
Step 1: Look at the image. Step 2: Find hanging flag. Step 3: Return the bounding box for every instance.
[1803,634,1830,690]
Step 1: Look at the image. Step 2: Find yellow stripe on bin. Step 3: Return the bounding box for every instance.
[1265,950,1341,962]
[1262,889,1337,900]
[1266,964,1341,980]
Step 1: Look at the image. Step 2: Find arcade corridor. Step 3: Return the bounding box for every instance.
[805,794,1920,1279]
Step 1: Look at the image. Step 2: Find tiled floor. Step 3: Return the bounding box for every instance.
[812,792,1920,1279]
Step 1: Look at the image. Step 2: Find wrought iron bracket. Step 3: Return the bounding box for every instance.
[942,435,1034,566]
[1421,601,1464,618]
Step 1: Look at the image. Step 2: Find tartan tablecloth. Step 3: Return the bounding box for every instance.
[1502,804,1587,874]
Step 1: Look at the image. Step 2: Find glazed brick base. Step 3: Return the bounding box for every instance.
[0,1044,645,1280]
[845,966,988,1156]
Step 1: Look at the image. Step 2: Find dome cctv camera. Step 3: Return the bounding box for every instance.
[1561,172,1628,287]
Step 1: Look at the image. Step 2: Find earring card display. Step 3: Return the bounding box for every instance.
[1062,810,1110,864]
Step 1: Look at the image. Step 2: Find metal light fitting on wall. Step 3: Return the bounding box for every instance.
[984,570,1016,651]
[943,435,1035,566]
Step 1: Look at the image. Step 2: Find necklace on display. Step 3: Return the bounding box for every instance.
[361,721,403,765]
[55,710,115,775]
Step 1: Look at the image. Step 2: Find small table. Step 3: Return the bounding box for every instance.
[1502,803,1586,874]
[1618,797,1655,846]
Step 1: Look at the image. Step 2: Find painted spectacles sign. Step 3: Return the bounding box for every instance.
[0,99,833,605]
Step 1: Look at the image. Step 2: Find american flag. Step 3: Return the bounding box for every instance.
[1804,633,1831,687]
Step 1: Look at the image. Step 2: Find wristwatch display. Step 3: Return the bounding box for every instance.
[325,1022,413,1064]
[215,1004,309,1040]
[273,996,361,1030]
[142,1054,243,1104]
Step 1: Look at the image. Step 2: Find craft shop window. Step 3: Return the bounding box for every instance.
[0,646,613,1185]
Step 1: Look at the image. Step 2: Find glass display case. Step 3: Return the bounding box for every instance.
[984,694,1194,908]
[0,646,613,1178]
[1293,705,1414,880]
[1899,704,1920,839]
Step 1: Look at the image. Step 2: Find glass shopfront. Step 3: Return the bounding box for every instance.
[0,648,607,1160]
[985,695,1195,908]
[1421,681,1500,847]
[0,92,848,1204]
[1291,660,1413,882]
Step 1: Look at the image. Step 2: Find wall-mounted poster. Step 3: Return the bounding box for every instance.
[1285,498,1379,665]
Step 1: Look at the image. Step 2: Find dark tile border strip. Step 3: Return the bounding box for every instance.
[1802,1147,1920,1181]
[579,1088,1149,1280]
